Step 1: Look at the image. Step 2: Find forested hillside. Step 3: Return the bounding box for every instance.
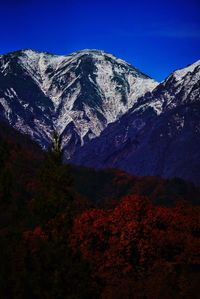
[0,122,199,298]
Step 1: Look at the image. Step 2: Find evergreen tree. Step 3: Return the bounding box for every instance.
[35,131,74,223]
[48,131,63,164]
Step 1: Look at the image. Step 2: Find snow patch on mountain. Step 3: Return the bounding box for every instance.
[174,60,200,81]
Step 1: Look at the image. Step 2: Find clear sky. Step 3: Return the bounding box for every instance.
[0,0,200,81]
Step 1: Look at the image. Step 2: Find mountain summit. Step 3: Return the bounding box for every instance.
[0,49,157,157]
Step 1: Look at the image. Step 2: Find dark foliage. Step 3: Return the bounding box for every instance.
[0,122,199,298]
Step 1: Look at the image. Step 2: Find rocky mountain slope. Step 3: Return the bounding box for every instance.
[0,49,157,158]
[71,60,200,185]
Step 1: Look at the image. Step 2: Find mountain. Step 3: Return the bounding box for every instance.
[1,48,199,184]
[0,49,157,158]
[71,60,200,185]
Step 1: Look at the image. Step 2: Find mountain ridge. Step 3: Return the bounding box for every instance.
[71,59,200,184]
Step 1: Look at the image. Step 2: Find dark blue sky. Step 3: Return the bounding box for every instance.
[0,0,200,80]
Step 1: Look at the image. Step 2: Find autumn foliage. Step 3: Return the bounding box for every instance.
[70,195,200,298]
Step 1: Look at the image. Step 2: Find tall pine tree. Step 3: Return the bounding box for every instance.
[35,131,74,223]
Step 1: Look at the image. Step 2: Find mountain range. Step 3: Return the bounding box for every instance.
[0,49,199,184]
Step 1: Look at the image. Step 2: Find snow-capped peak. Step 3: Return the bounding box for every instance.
[19,49,68,72]
[0,48,158,158]
[173,60,200,81]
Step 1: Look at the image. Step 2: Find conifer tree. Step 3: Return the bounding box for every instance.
[35,131,74,223]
